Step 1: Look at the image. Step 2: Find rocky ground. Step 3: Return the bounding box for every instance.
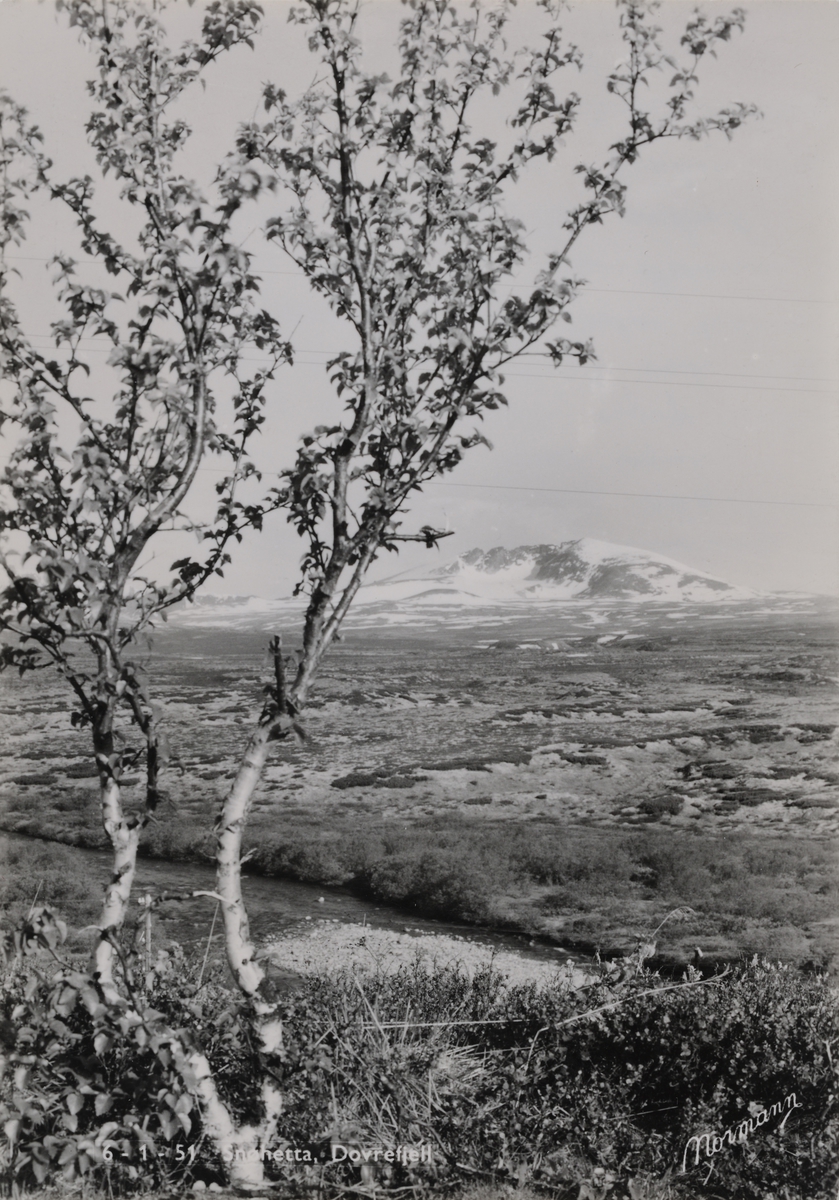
[262,919,590,989]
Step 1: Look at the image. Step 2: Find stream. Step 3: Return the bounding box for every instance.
[4,832,583,974]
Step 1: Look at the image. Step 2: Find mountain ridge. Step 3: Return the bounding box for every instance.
[169,538,769,630]
[373,538,753,603]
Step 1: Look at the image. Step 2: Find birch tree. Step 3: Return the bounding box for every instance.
[0,0,287,987]
[206,2,756,1183]
[0,0,756,1190]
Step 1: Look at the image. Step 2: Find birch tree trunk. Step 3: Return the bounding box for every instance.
[92,774,142,985]
[90,680,144,986]
[210,718,286,1183]
[216,721,275,997]
[171,1039,283,1189]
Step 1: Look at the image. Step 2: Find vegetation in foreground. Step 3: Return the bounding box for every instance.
[1,925,836,1200]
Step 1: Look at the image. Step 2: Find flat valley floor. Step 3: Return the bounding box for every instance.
[1,595,837,973]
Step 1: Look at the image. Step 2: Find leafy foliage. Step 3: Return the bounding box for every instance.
[2,923,834,1199]
[0,0,288,832]
[0,913,264,1190]
[230,0,755,707]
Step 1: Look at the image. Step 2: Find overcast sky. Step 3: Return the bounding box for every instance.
[1,0,837,596]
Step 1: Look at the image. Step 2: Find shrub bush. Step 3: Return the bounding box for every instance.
[637,794,684,817]
[63,764,100,779]
[0,839,100,927]
[248,835,355,885]
[2,936,836,1199]
[139,819,211,862]
[0,923,260,1192]
[358,849,497,919]
[270,958,839,1199]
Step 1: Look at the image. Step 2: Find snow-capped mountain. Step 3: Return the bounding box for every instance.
[363,538,754,604]
[168,539,758,630]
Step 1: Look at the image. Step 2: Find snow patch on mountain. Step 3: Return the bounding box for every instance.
[168,538,760,628]
[366,538,755,604]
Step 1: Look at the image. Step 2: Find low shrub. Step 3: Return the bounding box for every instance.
[537,887,595,914]
[0,838,100,927]
[63,764,100,779]
[139,819,211,862]
[637,794,684,817]
[2,920,836,1200]
[49,794,86,813]
[277,958,837,1200]
[235,824,839,963]
[250,837,353,885]
[507,829,636,892]
[331,769,427,790]
[357,849,498,919]
[0,921,261,1192]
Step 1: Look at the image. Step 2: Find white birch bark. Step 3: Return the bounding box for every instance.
[92,775,141,985]
[170,1041,282,1189]
[215,722,274,997]
[213,717,285,1183]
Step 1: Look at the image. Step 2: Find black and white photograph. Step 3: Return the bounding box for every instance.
[0,0,836,1197]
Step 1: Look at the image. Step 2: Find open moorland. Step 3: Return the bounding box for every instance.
[1,595,837,973]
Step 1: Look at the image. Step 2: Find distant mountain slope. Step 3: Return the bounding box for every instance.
[370,538,754,603]
[169,538,759,629]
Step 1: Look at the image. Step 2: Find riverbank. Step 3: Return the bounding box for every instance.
[0,832,591,983]
[263,918,591,988]
[2,814,837,975]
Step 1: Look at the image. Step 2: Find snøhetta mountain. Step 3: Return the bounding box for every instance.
[171,539,757,629]
[363,539,754,604]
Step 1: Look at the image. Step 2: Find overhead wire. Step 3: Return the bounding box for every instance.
[14,334,839,395]
[423,481,838,510]
[4,253,837,307]
[9,262,836,509]
[190,467,837,511]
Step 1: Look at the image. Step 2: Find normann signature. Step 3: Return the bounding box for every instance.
[681,1092,803,1174]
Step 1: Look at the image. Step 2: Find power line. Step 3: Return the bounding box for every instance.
[192,467,837,511]
[424,481,838,510]
[16,335,839,396]
[260,274,839,306]
[249,347,839,386]
[519,360,839,385]
[17,327,838,387]
[584,286,837,306]
[256,352,839,388]
[501,371,838,396]
[5,254,836,306]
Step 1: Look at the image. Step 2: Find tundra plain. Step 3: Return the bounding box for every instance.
[1,594,837,974]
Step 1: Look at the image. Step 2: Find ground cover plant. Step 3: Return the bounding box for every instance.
[1,928,836,1199]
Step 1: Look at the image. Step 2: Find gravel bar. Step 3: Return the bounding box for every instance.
[263,919,590,989]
